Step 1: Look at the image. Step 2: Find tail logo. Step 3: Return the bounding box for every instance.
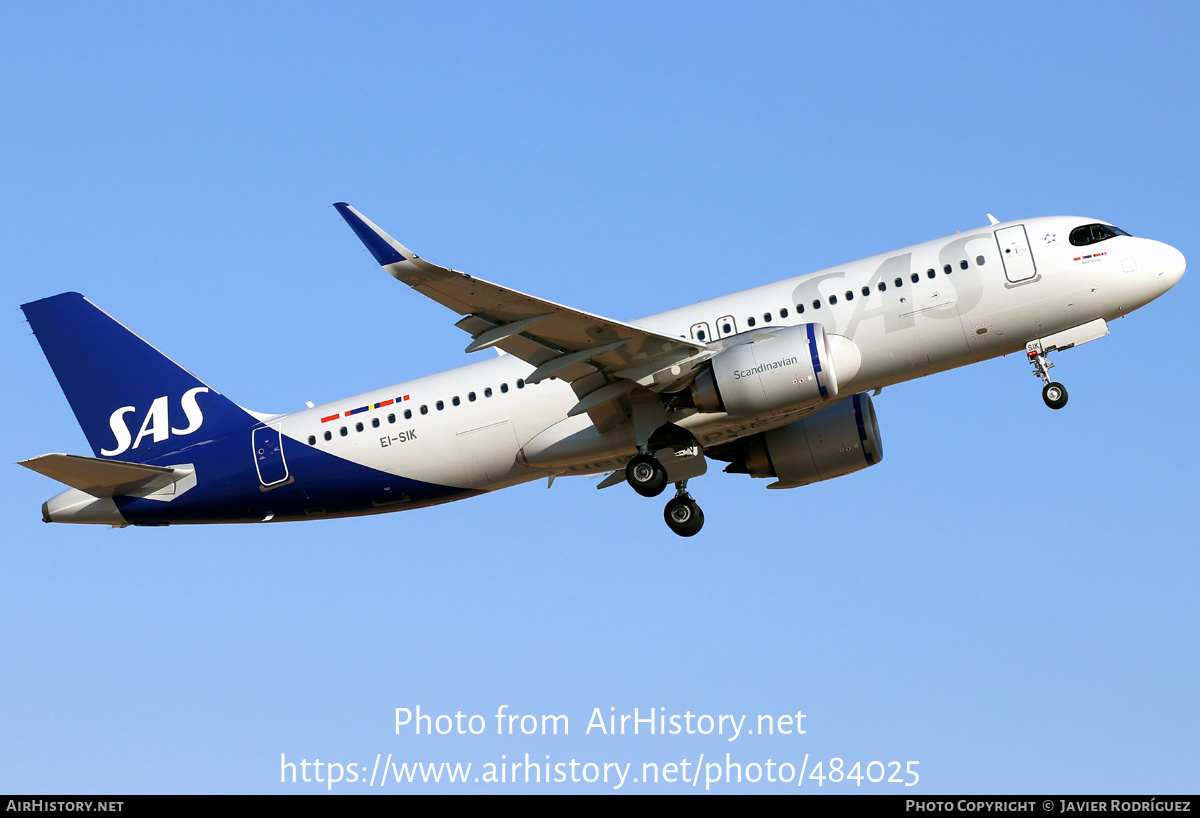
[101,387,210,457]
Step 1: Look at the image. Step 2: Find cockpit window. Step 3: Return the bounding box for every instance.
[1069,223,1131,246]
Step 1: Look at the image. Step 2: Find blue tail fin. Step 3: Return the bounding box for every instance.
[21,292,257,464]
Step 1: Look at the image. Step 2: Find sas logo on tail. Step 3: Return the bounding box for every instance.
[101,387,210,456]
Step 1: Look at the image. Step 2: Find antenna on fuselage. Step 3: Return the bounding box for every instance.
[987,214,1000,225]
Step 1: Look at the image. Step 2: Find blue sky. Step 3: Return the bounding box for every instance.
[2,1,1197,793]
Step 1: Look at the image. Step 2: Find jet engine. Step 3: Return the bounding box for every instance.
[713,393,883,489]
[690,323,839,418]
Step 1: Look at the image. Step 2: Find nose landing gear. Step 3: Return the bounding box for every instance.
[1027,341,1068,410]
[1023,320,1111,410]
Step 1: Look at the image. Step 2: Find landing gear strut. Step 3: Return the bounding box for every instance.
[664,481,704,537]
[1027,341,1068,410]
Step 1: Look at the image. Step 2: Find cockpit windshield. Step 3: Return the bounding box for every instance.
[1069,223,1131,247]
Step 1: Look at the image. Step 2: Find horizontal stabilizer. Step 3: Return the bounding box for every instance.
[20,453,182,498]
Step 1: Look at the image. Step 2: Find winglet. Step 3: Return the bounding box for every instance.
[334,203,413,266]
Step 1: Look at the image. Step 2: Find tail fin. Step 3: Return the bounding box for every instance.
[21,292,256,463]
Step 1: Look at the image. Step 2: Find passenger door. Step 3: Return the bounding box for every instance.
[995,224,1038,283]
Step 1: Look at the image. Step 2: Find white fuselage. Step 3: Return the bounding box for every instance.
[274,216,1184,491]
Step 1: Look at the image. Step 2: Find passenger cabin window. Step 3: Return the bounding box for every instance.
[944,264,953,275]
[894,277,903,288]
[1070,223,1130,246]
[500,383,508,393]
[877,281,887,292]
[829,294,838,305]
[436,400,445,411]
[405,409,412,419]
[812,299,821,309]
[910,272,919,283]
[861,286,870,296]
[780,307,789,318]
[960,259,968,270]
[324,431,332,441]
[747,316,756,327]
[927,268,936,279]
[485,387,493,398]
[976,255,986,265]
[452,396,461,406]
[796,303,805,314]
[372,418,380,428]
[308,435,316,445]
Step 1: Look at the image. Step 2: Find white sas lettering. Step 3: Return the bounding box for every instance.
[171,387,209,435]
[101,406,136,456]
[102,390,209,456]
[131,395,170,450]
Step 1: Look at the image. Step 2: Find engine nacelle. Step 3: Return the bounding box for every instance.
[691,323,839,419]
[723,393,883,489]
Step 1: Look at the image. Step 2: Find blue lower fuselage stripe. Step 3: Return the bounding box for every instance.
[113,431,475,524]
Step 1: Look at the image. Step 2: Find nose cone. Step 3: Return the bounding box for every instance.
[1159,243,1186,290]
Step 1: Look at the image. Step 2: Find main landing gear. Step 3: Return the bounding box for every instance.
[664,483,704,537]
[1027,341,1068,410]
[624,451,706,537]
[625,452,668,497]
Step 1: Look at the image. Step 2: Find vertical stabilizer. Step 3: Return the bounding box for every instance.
[21,293,256,464]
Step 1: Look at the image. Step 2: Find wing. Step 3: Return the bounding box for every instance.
[335,203,714,431]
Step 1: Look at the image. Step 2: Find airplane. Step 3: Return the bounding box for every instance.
[19,206,1185,536]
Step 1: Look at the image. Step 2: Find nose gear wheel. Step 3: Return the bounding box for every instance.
[1041,381,1068,410]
